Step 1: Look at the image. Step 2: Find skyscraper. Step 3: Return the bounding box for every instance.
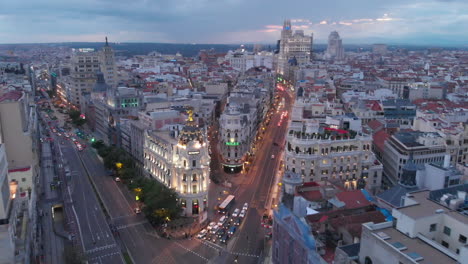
[277,20,313,79]
[325,31,344,61]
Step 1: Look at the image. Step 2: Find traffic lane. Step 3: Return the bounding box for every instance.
[64,146,123,264]
[62,144,116,250]
[80,151,134,219]
[80,149,143,224]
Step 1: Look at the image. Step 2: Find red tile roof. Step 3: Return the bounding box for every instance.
[373,130,390,152]
[367,120,383,131]
[298,190,323,201]
[0,90,23,103]
[335,190,371,209]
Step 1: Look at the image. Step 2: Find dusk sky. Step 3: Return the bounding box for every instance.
[1,0,467,45]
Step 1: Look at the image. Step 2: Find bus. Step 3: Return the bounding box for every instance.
[218,195,235,214]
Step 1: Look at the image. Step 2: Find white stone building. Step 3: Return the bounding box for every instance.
[360,188,468,264]
[277,20,313,79]
[144,111,210,218]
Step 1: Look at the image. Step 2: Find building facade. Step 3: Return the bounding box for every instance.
[144,110,210,218]
[277,20,313,79]
[285,120,383,192]
[382,131,447,185]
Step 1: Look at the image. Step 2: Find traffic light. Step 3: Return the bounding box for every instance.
[91,137,95,142]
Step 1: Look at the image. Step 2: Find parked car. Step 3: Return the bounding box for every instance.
[232,208,240,218]
[234,218,241,226]
[134,207,141,214]
[239,209,246,218]
[242,203,248,211]
[115,177,121,182]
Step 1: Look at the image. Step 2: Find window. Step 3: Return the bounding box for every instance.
[192,174,197,181]
[192,160,196,167]
[192,185,198,194]
[441,240,449,248]
[459,235,467,244]
[430,224,437,232]
[21,178,26,182]
[444,226,451,236]
[182,174,187,182]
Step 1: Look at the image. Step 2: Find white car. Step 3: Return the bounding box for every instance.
[239,209,246,218]
[232,208,240,218]
[115,177,121,182]
[207,222,217,230]
[210,225,219,234]
[271,154,275,159]
[242,203,248,211]
[197,229,207,239]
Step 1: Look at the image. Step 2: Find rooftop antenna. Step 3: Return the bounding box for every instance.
[105,36,109,46]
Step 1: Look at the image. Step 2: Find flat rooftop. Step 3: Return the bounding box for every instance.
[371,225,457,264]
[398,190,468,225]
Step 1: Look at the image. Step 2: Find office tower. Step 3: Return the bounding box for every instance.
[100,37,117,88]
[325,31,344,61]
[277,19,313,79]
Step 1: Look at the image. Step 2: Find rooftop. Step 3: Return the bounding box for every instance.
[398,190,468,224]
[368,223,457,264]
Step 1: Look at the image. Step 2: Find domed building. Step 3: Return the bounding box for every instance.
[144,108,210,219]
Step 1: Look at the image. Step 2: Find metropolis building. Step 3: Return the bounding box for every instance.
[144,109,210,218]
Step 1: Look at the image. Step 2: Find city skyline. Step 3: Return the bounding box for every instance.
[0,0,467,45]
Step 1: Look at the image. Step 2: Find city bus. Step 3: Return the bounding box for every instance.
[218,195,235,214]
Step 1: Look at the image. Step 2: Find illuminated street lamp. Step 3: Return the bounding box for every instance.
[115,162,123,169]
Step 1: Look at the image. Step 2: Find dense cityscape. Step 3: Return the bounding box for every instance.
[1,7,468,264]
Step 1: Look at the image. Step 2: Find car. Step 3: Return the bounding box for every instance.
[216,229,225,238]
[222,222,231,230]
[228,226,237,235]
[211,236,217,243]
[218,216,227,226]
[77,146,83,151]
[234,218,241,226]
[242,203,248,211]
[210,225,219,234]
[239,209,246,218]
[71,137,77,142]
[220,234,229,244]
[57,132,62,137]
[232,208,240,218]
[115,177,121,182]
[271,154,275,159]
[134,207,141,214]
[207,222,217,230]
[197,229,207,239]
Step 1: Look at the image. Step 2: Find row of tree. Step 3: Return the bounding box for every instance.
[91,140,181,226]
[68,110,86,127]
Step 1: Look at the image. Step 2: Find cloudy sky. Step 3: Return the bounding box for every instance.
[0,0,467,45]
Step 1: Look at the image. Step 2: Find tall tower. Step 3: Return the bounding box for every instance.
[326,31,344,61]
[100,37,117,88]
[276,19,313,79]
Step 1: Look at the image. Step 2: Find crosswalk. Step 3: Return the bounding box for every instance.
[86,243,117,254]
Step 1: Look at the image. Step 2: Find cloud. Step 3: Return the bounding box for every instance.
[0,0,467,44]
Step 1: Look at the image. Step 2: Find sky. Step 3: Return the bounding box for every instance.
[0,0,467,45]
